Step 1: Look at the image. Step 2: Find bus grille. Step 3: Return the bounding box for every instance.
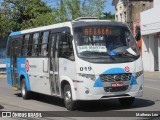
[100,73,132,82]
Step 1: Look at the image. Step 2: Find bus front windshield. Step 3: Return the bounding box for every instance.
[74,26,140,61]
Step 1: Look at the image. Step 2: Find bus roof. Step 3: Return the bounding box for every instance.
[9,19,127,37]
[9,22,71,37]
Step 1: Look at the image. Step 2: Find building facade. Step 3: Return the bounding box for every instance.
[141,0,160,72]
[112,0,127,22]
[112,0,153,35]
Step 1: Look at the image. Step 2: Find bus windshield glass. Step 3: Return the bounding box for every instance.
[74,26,140,60]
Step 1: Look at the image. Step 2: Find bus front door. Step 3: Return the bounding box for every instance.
[10,40,19,89]
[49,34,60,96]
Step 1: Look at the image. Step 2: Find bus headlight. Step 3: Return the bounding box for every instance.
[135,71,143,79]
[78,73,96,81]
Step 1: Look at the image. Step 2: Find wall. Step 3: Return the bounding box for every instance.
[154,0,160,7]
[141,2,160,71]
[141,7,160,35]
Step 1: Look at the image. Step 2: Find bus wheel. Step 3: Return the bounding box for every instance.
[21,78,30,100]
[64,84,77,110]
[119,97,135,106]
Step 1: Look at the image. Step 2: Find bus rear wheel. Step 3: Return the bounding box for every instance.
[119,97,135,106]
[64,84,77,110]
[21,78,31,99]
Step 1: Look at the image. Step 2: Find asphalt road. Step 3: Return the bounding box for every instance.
[0,77,160,120]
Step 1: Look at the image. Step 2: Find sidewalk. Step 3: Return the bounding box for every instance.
[144,71,160,79]
[0,74,6,79]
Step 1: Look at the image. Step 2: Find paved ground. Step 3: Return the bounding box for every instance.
[0,73,160,120]
[144,72,160,79]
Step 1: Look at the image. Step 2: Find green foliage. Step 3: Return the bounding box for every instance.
[0,0,54,38]
[53,0,107,22]
[0,0,108,38]
[0,7,15,38]
[100,12,115,20]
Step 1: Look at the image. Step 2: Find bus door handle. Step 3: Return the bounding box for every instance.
[49,71,58,75]
[54,72,58,75]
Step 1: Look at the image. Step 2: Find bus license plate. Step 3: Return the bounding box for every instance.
[111,82,123,87]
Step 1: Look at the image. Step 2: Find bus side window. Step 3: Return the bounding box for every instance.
[18,35,23,57]
[59,34,74,60]
[28,34,33,56]
[23,34,30,56]
[32,33,39,56]
[7,39,11,57]
[41,31,49,56]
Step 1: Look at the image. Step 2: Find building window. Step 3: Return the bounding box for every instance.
[116,15,118,21]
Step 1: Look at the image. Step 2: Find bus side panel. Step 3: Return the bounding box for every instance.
[17,58,31,91]
[6,58,12,86]
[27,58,51,95]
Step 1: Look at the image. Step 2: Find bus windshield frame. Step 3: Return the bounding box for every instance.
[73,23,140,63]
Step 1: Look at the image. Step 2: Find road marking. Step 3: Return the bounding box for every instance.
[144,86,160,91]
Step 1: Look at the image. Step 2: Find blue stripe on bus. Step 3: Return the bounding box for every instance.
[94,68,137,87]
[6,57,31,91]
[9,31,21,36]
[17,58,31,91]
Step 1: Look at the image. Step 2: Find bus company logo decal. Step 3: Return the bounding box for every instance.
[125,66,130,72]
[25,60,29,72]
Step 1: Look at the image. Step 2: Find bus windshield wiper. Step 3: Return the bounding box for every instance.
[107,52,116,60]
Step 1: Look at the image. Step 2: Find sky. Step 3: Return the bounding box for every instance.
[0,0,115,14]
[104,0,115,14]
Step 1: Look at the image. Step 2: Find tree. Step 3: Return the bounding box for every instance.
[53,0,107,22]
[0,0,55,38]
[0,7,15,39]
[0,0,108,38]
[100,12,115,20]
[81,0,106,18]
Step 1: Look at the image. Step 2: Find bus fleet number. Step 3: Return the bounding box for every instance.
[80,67,92,71]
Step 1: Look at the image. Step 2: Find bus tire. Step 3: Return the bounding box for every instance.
[21,78,31,100]
[119,97,135,106]
[64,84,77,110]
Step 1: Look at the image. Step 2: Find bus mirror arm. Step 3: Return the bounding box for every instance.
[62,32,73,40]
[68,54,75,61]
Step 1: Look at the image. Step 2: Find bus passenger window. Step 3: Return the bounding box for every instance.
[28,34,33,56]
[41,31,49,56]
[22,34,30,56]
[32,33,39,56]
[59,34,74,60]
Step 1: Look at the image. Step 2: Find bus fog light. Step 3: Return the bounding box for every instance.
[85,90,89,94]
[135,71,143,79]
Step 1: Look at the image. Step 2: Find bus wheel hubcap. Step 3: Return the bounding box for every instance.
[22,84,25,96]
[65,90,71,102]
